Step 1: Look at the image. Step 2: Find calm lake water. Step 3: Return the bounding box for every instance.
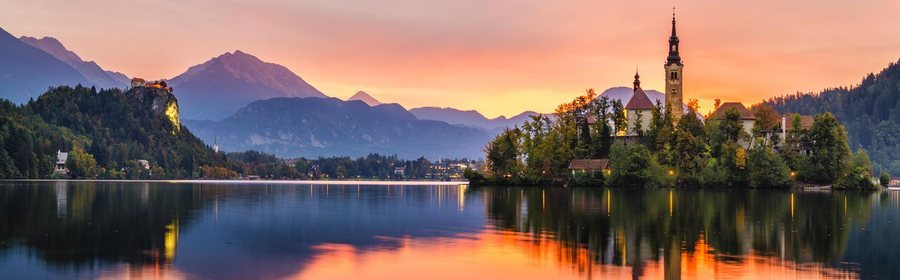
[0,181,898,279]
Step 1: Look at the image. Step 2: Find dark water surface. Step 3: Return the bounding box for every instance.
[0,181,898,279]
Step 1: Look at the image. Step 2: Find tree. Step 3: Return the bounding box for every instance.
[591,97,614,158]
[645,101,664,150]
[631,110,644,137]
[806,113,852,184]
[719,108,743,143]
[673,109,707,186]
[718,142,748,187]
[67,146,98,179]
[612,101,626,137]
[608,143,652,188]
[835,150,876,189]
[484,128,521,181]
[747,142,791,188]
[751,104,780,137]
[879,172,891,187]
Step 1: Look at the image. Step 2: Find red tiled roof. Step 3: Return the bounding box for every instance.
[708,102,755,120]
[625,87,655,110]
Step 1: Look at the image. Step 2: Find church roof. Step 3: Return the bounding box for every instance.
[625,87,655,110]
[708,102,755,120]
[625,71,655,110]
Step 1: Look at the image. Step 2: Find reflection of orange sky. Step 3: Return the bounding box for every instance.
[291,230,857,280]
[3,1,899,117]
[668,236,857,280]
[84,228,857,279]
[293,231,621,280]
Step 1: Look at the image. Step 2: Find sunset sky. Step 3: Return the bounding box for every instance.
[2,0,898,117]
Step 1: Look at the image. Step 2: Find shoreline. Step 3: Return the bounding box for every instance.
[0,179,469,186]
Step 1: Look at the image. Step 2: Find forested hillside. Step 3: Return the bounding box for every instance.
[0,85,230,178]
[763,60,900,175]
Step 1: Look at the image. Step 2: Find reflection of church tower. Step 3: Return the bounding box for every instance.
[665,10,684,121]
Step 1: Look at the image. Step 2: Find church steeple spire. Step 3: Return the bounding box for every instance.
[633,68,641,90]
[664,7,685,121]
[670,7,677,38]
[666,7,682,66]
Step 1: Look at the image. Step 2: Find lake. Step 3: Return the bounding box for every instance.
[0,181,898,279]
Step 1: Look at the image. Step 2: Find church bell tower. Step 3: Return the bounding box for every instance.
[665,10,684,121]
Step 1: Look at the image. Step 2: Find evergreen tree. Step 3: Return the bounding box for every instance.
[806,113,852,184]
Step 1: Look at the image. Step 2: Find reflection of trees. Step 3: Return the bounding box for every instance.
[481,187,876,279]
[0,181,217,268]
[0,182,481,279]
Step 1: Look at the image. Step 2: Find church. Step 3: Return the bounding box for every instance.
[622,12,685,136]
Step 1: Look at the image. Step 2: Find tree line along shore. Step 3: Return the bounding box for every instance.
[469,90,888,189]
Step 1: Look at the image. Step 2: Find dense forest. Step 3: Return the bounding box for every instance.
[0,85,230,178]
[763,60,900,175]
[478,89,881,189]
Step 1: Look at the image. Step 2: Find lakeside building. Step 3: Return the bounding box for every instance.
[394,166,406,177]
[54,150,68,174]
[568,159,610,177]
[426,162,472,181]
[707,102,756,135]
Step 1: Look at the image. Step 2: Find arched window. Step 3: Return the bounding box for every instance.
[670,71,678,80]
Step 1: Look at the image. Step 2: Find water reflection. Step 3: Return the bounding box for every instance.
[0,182,896,279]
[481,188,887,279]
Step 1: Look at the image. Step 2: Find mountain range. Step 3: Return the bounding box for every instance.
[183,97,493,159]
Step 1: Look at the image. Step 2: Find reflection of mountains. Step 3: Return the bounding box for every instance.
[481,188,883,279]
[0,182,481,279]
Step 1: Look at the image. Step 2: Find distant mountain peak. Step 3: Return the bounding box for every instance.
[169,50,327,120]
[348,90,382,106]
